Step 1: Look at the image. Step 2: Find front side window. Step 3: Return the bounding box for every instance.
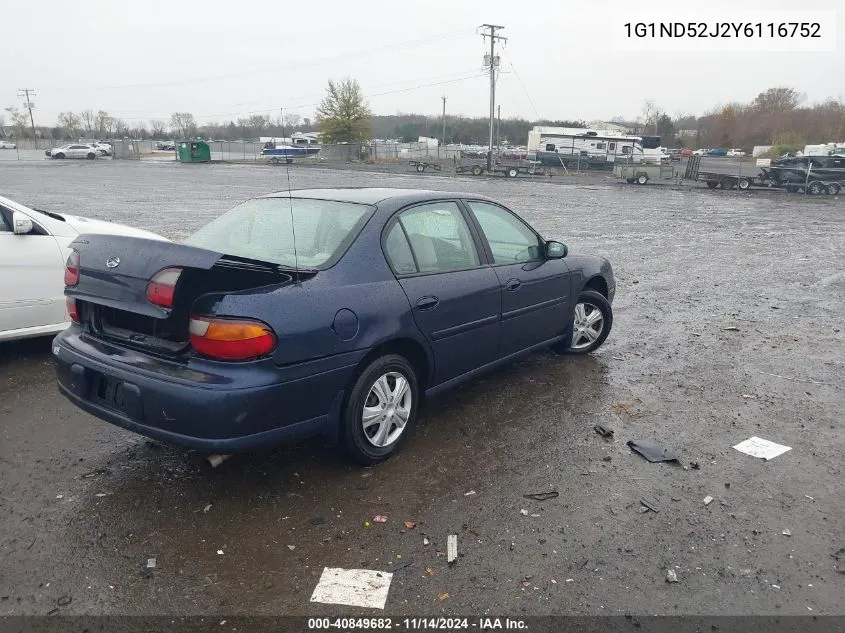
[466,201,542,264]
[185,197,374,269]
[397,201,479,273]
[0,206,11,232]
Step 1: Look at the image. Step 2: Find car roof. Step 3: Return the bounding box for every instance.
[260,188,496,206]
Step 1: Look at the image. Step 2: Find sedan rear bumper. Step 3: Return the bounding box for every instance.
[53,328,356,452]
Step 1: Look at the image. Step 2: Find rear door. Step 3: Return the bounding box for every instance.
[464,200,572,358]
[384,200,500,386]
[0,204,67,334]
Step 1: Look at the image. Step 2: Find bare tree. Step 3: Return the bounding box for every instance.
[5,107,29,138]
[79,110,95,136]
[170,112,197,138]
[57,111,82,138]
[281,112,302,130]
[150,120,167,138]
[237,114,270,139]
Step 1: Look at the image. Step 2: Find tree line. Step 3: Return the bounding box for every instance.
[3,84,844,151]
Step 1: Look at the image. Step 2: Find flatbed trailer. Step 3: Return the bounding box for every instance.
[453,155,546,177]
[408,160,442,173]
[614,162,676,184]
[683,155,842,194]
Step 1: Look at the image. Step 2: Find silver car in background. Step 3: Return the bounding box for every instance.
[45,144,100,159]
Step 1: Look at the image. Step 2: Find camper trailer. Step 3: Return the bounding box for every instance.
[527,126,659,168]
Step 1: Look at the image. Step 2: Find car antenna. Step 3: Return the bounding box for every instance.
[280,106,300,285]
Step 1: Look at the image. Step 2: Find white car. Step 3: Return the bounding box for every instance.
[0,196,168,342]
[0,140,16,150]
[692,149,708,156]
[726,149,746,157]
[45,144,100,159]
[91,142,113,156]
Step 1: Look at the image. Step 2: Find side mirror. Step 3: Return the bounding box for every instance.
[12,211,33,235]
[545,240,568,259]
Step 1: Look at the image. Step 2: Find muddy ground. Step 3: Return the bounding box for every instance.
[0,161,843,617]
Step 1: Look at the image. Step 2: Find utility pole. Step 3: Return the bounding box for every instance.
[481,24,506,171]
[17,89,37,141]
[441,95,447,148]
[497,105,501,152]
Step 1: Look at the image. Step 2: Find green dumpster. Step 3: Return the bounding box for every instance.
[177,140,211,163]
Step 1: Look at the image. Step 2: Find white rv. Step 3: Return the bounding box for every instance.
[527,126,662,167]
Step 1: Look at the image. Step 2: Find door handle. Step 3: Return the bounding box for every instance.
[505,278,522,291]
[416,296,440,311]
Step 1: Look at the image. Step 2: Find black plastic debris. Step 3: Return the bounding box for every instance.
[594,425,614,438]
[523,491,559,501]
[627,439,679,463]
[385,560,413,573]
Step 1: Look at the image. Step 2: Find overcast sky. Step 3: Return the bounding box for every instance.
[2,0,842,126]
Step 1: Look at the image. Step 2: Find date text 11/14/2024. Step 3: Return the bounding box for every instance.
[307,617,528,630]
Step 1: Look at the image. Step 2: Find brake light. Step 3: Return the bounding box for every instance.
[66,297,80,323]
[64,250,80,286]
[189,317,276,360]
[146,268,182,308]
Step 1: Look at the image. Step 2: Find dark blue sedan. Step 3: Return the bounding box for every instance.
[53,188,615,463]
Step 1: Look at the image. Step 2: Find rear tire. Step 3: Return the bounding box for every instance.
[827,183,841,195]
[636,174,648,185]
[416,163,425,173]
[706,181,718,189]
[551,290,613,355]
[807,181,825,195]
[738,178,751,190]
[471,165,483,176]
[55,152,65,159]
[86,152,96,159]
[507,167,519,178]
[343,354,419,465]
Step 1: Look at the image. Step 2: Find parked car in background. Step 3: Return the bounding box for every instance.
[726,149,746,157]
[692,149,708,156]
[91,142,113,156]
[708,148,728,157]
[0,195,167,342]
[155,141,176,151]
[53,188,615,463]
[680,148,693,157]
[0,140,17,150]
[45,144,100,159]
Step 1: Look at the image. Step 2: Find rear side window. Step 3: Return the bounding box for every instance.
[384,223,417,275]
[397,201,479,274]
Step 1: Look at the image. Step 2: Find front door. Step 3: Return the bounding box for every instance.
[384,201,500,386]
[464,200,572,358]
[0,205,67,335]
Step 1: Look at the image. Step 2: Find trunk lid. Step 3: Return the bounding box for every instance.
[67,234,295,356]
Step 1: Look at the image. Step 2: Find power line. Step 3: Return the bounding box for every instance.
[501,53,541,120]
[73,29,475,92]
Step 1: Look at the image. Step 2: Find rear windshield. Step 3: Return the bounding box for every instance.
[184,197,374,269]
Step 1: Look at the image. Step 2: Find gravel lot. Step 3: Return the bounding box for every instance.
[1,160,843,618]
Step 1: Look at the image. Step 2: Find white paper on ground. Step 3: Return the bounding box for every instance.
[309,567,393,609]
[733,436,792,460]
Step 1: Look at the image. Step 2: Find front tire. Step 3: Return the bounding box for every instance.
[343,354,418,465]
[636,174,648,185]
[552,290,613,355]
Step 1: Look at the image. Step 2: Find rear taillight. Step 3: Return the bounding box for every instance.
[64,250,80,287]
[189,316,276,361]
[66,297,80,323]
[146,268,182,308]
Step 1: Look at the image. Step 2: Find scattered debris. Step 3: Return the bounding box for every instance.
[690,462,701,470]
[520,509,529,516]
[146,558,156,569]
[627,439,679,463]
[772,585,781,589]
[723,326,740,331]
[612,402,634,414]
[741,393,757,399]
[423,537,430,546]
[217,550,224,555]
[386,560,413,573]
[404,521,417,529]
[565,578,574,583]
[666,569,679,583]
[56,596,72,606]
[363,521,371,528]
[309,567,393,609]
[55,495,63,499]
[733,437,792,460]
[805,495,814,501]
[593,424,614,438]
[310,517,327,526]
[782,529,791,537]
[207,454,231,468]
[373,515,388,523]
[703,496,714,506]
[551,579,557,584]
[425,567,435,576]
[94,493,107,498]
[755,369,827,385]
[447,535,458,563]
[287,545,296,550]
[203,504,212,513]
[464,490,476,496]
[438,592,449,601]
[833,548,845,573]
[523,491,559,501]
[640,497,660,513]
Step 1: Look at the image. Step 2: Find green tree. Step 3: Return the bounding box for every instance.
[315,78,371,143]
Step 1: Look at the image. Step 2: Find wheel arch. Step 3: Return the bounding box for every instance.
[582,275,608,298]
[346,336,432,395]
